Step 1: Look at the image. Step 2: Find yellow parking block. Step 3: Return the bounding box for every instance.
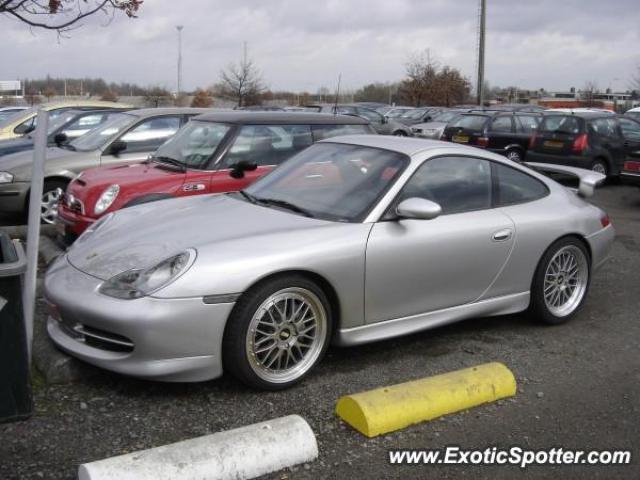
[335,362,516,437]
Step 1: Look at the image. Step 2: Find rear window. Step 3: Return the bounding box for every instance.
[450,115,489,131]
[539,116,581,135]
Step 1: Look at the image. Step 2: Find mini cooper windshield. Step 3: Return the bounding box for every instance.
[153,120,231,169]
[243,142,408,222]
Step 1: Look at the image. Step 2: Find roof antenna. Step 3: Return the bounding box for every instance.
[333,73,342,115]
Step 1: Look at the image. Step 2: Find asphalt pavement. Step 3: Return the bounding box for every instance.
[1,183,639,479]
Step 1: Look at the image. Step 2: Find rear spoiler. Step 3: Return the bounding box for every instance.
[524,162,606,198]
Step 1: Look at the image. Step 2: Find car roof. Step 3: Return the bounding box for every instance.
[127,107,213,118]
[39,100,134,110]
[193,111,369,125]
[320,134,475,157]
[542,111,612,119]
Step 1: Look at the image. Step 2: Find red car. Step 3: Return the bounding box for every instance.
[57,112,373,242]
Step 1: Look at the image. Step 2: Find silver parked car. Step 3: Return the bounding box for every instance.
[44,136,614,389]
[411,109,465,139]
[0,108,210,223]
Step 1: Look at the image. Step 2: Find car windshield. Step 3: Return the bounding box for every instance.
[401,108,427,119]
[432,111,460,123]
[153,120,231,169]
[450,115,489,130]
[243,142,408,222]
[70,113,136,151]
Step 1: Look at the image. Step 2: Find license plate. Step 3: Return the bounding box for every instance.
[544,140,564,148]
[55,220,65,236]
[452,135,469,143]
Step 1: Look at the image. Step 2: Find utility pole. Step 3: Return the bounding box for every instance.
[477,0,486,106]
[176,25,184,97]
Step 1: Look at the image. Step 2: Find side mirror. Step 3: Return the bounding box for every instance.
[53,132,68,146]
[230,160,258,179]
[396,197,442,220]
[108,140,127,157]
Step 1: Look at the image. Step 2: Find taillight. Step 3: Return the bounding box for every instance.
[600,213,610,228]
[529,133,537,149]
[572,133,588,154]
[477,137,489,147]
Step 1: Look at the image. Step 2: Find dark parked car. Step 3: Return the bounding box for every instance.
[526,113,640,177]
[442,112,542,162]
[0,109,127,158]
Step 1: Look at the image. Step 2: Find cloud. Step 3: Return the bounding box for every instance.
[0,0,638,93]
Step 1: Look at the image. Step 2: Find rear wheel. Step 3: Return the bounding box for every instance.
[222,275,332,390]
[529,237,590,325]
[393,130,408,136]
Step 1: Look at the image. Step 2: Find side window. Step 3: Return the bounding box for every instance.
[335,106,356,115]
[590,118,619,139]
[312,124,371,141]
[13,117,35,134]
[618,117,640,142]
[221,125,312,168]
[399,156,492,214]
[516,115,539,133]
[494,163,548,206]
[357,108,384,123]
[119,116,181,153]
[62,113,109,139]
[490,116,513,133]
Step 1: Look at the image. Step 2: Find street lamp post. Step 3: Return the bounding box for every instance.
[176,25,184,97]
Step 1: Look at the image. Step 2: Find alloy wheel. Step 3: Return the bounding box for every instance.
[246,287,328,384]
[543,245,589,317]
[591,162,607,175]
[41,188,62,224]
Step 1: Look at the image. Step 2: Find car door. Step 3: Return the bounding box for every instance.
[209,124,314,192]
[590,118,625,174]
[365,155,514,324]
[487,115,515,151]
[99,115,182,167]
[617,117,640,162]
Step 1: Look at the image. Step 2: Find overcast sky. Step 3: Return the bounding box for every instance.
[2,0,639,93]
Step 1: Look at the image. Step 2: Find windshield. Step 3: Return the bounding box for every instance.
[401,108,427,120]
[153,120,231,169]
[70,113,135,151]
[450,115,489,130]
[432,111,460,123]
[244,142,408,222]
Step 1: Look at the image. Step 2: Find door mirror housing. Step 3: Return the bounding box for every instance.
[229,160,258,179]
[396,197,442,220]
[108,140,127,157]
[53,132,68,146]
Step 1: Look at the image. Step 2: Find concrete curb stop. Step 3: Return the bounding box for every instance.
[78,415,318,480]
[336,362,517,437]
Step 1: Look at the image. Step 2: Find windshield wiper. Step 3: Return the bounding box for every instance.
[237,190,257,204]
[153,156,186,171]
[254,197,315,218]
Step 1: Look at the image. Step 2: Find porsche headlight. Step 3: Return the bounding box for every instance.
[99,249,196,299]
[0,172,14,184]
[94,184,120,215]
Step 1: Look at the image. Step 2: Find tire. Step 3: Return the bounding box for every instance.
[393,130,408,136]
[506,148,524,163]
[40,179,68,224]
[222,275,333,390]
[590,159,609,177]
[529,237,591,325]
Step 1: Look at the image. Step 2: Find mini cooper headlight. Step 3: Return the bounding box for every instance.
[94,184,120,215]
[0,172,14,184]
[99,249,196,299]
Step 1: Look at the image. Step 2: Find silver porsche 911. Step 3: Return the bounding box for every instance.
[44,136,614,389]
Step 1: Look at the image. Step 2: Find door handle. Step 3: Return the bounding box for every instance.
[492,229,513,242]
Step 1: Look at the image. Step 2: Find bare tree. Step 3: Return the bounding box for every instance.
[24,89,41,106]
[581,81,598,107]
[217,47,265,107]
[0,1,142,33]
[100,89,119,102]
[142,86,171,108]
[190,89,213,108]
[43,86,57,101]
[398,50,439,106]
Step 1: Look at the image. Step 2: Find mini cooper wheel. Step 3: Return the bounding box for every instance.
[530,238,590,325]
[223,275,332,390]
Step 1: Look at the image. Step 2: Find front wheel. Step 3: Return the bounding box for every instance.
[590,159,609,177]
[40,179,68,224]
[529,238,590,325]
[222,275,332,390]
[393,130,408,136]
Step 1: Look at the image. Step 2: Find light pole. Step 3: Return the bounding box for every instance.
[176,25,184,97]
[477,0,486,106]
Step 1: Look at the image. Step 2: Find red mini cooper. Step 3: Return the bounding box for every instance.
[56,112,374,242]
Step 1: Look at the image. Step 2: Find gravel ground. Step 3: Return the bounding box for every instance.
[1,183,639,480]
